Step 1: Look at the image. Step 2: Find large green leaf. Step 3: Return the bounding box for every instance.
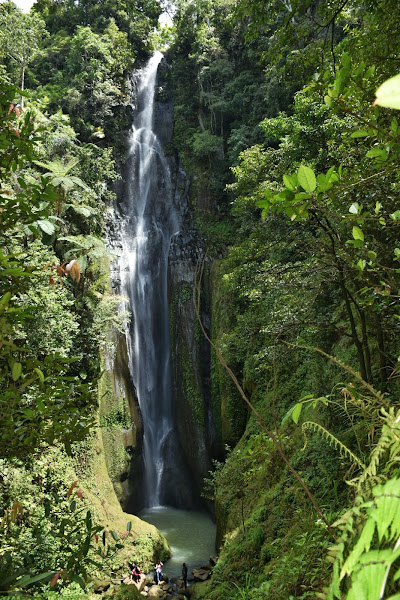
[12,362,22,381]
[283,173,297,191]
[37,219,56,235]
[292,403,303,424]
[17,571,55,586]
[352,226,364,242]
[297,165,316,193]
[341,517,375,577]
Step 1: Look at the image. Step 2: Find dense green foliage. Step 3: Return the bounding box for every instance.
[168,1,400,599]
[0,0,164,594]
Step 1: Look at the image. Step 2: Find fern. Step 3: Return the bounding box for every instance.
[350,408,400,493]
[327,478,400,600]
[302,421,366,469]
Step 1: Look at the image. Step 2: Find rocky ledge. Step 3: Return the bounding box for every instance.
[100,561,214,598]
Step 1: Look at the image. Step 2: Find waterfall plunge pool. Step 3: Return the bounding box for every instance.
[139,506,216,579]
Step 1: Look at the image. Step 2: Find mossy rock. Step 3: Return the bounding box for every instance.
[112,584,143,599]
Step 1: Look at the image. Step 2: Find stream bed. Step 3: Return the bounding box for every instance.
[139,506,216,579]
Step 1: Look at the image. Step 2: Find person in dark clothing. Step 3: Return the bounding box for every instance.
[130,562,141,583]
[182,562,188,588]
[133,564,141,583]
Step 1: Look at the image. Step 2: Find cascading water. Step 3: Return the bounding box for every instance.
[118,51,181,509]
[114,51,217,572]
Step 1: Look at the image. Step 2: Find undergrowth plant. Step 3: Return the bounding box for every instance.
[284,360,400,599]
[325,476,400,600]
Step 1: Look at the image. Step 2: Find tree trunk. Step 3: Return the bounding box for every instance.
[338,272,367,381]
[375,312,389,390]
[359,309,373,383]
[20,62,25,110]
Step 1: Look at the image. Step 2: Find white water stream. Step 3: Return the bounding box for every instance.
[116,51,217,575]
[118,52,180,508]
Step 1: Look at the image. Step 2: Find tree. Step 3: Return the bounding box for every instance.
[0,3,47,108]
[0,83,94,459]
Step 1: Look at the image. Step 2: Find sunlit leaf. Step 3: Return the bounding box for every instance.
[292,403,303,424]
[37,219,55,235]
[34,367,45,384]
[352,226,364,242]
[351,130,370,138]
[297,165,316,193]
[283,174,297,191]
[374,73,400,109]
[349,203,360,215]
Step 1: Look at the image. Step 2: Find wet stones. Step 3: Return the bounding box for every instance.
[192,567,212,582]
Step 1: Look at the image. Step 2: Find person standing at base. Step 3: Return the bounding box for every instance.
[155,560,163,584]
[182,562,188,588]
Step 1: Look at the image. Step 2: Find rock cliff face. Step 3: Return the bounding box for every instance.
[159,57,221,508]
[105,57,218,513]
[99,329,144,512]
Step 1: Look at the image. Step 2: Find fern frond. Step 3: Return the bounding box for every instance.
[351,408,400,492]
[302,421,366,469]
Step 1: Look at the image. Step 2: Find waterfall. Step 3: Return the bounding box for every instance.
[118,52,180,508]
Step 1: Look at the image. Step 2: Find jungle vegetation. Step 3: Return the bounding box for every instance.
[0,0,400,598]
[167,1,400,599]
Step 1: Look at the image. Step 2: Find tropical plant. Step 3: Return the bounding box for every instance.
[326,475,400,600]
[33,158,91,216]
[0,476,133,593]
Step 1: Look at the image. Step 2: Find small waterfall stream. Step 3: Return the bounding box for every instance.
[118,51,180,508]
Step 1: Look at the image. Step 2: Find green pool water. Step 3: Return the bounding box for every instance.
[139,506,216,579]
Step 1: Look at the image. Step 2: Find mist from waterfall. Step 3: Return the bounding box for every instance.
[118,51,180,509]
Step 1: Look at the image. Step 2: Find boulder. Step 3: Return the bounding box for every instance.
[147,585,167,599]
[133,574,146,592]
[93,581,111,594]
[192,568,211,582]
